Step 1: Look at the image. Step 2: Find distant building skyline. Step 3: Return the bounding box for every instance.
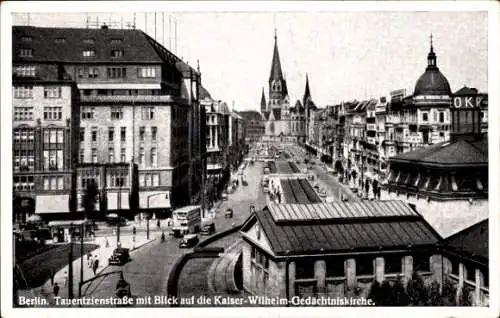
[12,11,488,111]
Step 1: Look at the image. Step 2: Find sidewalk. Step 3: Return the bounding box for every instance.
[18,234,155,305]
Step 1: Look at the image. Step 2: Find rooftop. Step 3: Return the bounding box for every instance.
[443,219,488,263]
[242,201,442,255]
[391,138,487,167]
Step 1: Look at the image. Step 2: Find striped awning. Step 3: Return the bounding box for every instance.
[36,195,69,214]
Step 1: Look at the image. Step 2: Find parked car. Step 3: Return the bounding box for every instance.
[222,192,228,201]
[201,223,216,235]
[179,234,199,248]
[108,247,130,266]
[225,208,234,218]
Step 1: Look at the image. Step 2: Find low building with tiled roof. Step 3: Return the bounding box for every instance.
[440,219,489,306]
[240,200,447,300]
[238,110,265,143]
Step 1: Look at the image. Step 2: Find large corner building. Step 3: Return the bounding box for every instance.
[12,25,205,221]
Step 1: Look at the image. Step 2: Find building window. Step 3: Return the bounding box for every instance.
[82,49,96,57]
[91,148,97,163]
[450,259,459,276]
[138,67,156,78]
[325,257,345,277]
[13,176,35,192]
[44,86,62,98]
[19,49,33,57]
[150,148,157,167]
[422,112,428,122]
[356,256,374,276]
[120,148,126,162]
[42,176,64,190]
[55,38,66,43]
[91,127,98,142]
[110,38,123,45]
[120,127,126,142]
[384,254,403,274]
[83,38,95,44]
[79,148,85,163]
[80,128,85,141]
[109,171,128,188]
[13,149,35,172]
[111,49,124,58]
[13,85,33,98]
[151,127,157,141]
[152,174,160,186]
[295,259,315,279]
[466,265,475,282]
[139,127,145,141]
[43,148,64,171]
[110,106,123,120]
[107,67,127,78]
[21,36,33,42]
[108,127,115,142]
[139,147,145,165]
[107,147,114,163]
[13,106,34,121]
[439,112,445,123]
[142,107,155,120]
[14,65,36,77]
[88,67,99,78]
[413,254,430,272]
[43,107,63,120]
[81,106,95,119]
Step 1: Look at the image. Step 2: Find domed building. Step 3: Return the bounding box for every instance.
[393,35,453,155]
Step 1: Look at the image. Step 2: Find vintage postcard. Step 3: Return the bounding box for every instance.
[1,1,499,318]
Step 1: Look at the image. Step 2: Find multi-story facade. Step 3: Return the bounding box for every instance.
[13,25,203,219]
[12,61,80,222]
[238,110,265,143]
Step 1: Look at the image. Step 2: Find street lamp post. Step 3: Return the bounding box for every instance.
[68,223,74,299]
[116,182,122,247]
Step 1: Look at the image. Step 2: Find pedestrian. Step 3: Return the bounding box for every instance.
[92,255,99,275]
[105,236,110,248]
[156,219,160,229]
[50,270,55,286]
[63,271,68,287]
[53,283,60,297]
[161,231,165,243]
[132,226,136,236]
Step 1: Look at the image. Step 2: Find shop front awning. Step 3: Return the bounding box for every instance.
[36,194,70,214]
[107,191,130,210]
[140,191,171,209]
[48,220,86,227]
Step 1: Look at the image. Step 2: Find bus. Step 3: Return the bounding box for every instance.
[171,205,202,238]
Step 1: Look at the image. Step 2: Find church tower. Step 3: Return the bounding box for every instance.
[268,29,288,109]
[260,87,267,113]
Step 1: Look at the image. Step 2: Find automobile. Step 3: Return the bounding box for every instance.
[319,190,328,198]
[313,184,320,190]
[179,234,199,248]
[108,247,130,265]
[350,187,358,193]
[201,223,216,235]
[308,174,314,181]
[225,208,234,218]
[262,187,270,193]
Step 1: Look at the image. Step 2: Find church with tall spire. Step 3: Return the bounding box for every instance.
[260,29,311,143]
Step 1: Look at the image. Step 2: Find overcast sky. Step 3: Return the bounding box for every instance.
[13,11,487,111]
